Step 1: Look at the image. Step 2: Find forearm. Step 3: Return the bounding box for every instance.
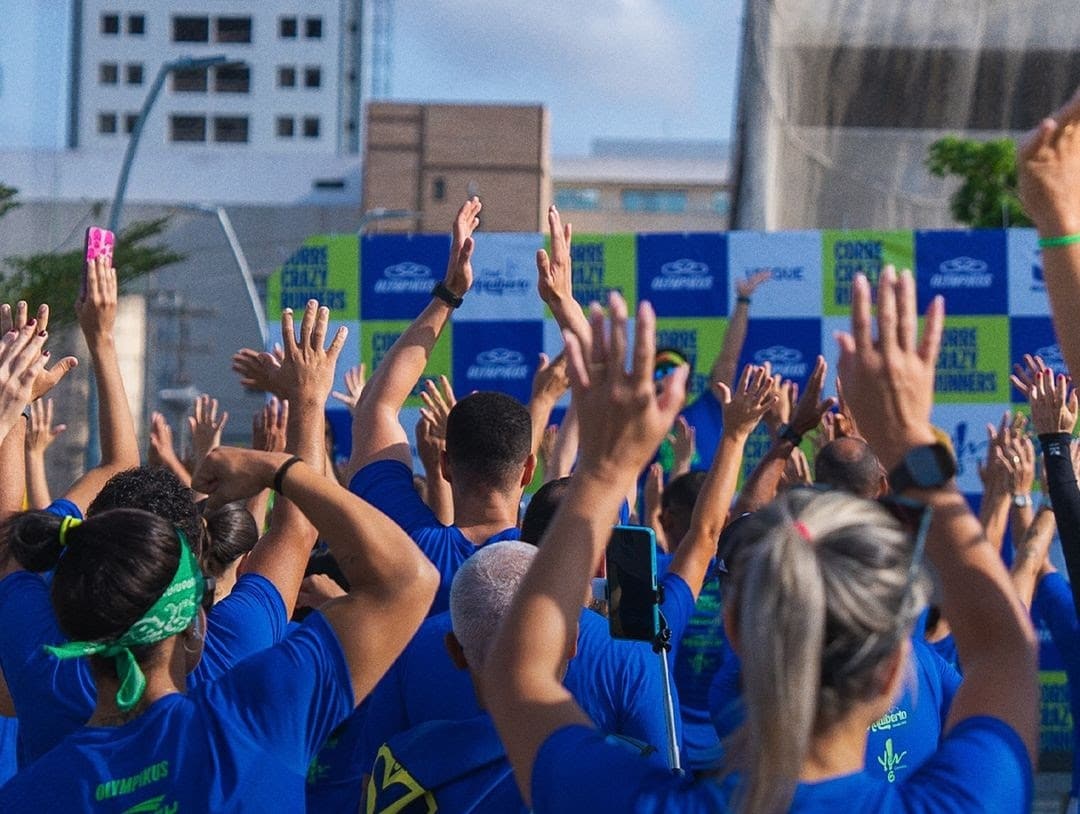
[419,454,454,525]
[24,449,51,510]
[712,301,749,388]
[0,422,27,522]
[548,297,591,350]
[673,432,747,597]
[731,438,795,516]
[157,452,192,488]
[87,337,138,468]
[978,493,1010,554]
[528,396,558,462]
[1008,504,1034,552]
[546,403,578,481]
[1039,434,1080,609]
[1038,240,1080,378]
[245,489,271,532]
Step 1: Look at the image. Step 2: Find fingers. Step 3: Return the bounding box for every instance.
[877,266,899,358]
[850,274,873,354]
[607,293,629,382]
[311,305,331,351]
[895,268,917,352]
[280,309,297,358]
[298,300,317,351]
[918,294,945,366]
[327,325,348,360]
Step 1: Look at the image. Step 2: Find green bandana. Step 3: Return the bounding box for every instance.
[44,532,205,712]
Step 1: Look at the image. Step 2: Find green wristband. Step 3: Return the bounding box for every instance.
[1038,233,1080,249]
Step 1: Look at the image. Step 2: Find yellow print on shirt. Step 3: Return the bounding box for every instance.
[366,744,437,814]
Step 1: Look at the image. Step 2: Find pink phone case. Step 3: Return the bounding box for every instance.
[85,227,115,263]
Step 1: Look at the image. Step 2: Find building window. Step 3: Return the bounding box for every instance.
[97,112,118,134]
[215,65,250,93]
[279,16,297,38]
[172,68,208,93]
[276,116,294,138]
[101,14,120,35]
[277,66,296,88]
[124,113,140,134]
[554,188,601,211]
[127,14,145,35]
[214,116,249,143]
[126,64,144,85]
[712,191,730,216]
[304,67,321,88]
[302,117,320,138]
[99,63,119,85]
[170,115,207,142]
[304,17,323,39]
[620,189,688,214]
[172,16,209,43]
[216,16,252,44]
[432,177,446,201]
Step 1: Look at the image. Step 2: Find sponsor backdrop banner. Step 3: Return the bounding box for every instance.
[269,227,1070,758]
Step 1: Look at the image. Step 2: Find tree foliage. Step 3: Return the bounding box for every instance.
[926,136,1031,228]
[0,186,183,330]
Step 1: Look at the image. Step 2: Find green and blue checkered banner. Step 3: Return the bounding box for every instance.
[269,225,1071,758]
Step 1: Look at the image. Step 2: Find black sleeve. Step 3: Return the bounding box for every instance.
[1039,432,1080,615]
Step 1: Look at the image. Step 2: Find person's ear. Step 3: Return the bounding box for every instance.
[520,453,537,488]
[444,631,469,670]
[440,449,452,484]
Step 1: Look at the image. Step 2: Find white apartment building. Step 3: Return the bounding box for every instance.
[78,1,361,155]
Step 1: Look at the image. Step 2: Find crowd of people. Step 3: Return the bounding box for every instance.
[0,92,1078,812]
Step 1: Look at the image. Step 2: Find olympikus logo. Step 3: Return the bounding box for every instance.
[930,256,993,288]
[473,268,531,296]
[651,259,714,291]
[753,345,808,379]
[374,262,433,294]
[467,348,528,380]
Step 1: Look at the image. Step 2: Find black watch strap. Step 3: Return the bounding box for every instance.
[431,281,464,308]
[888,443,957,493]
[777,423,803,446]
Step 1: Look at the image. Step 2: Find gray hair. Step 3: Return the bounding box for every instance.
[449,540,536,668]
[722,489,930,814]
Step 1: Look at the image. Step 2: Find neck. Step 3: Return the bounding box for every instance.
[86,639,188,728]
[214,560,240,603]
[801,711,873,781]
[450,484,520,544]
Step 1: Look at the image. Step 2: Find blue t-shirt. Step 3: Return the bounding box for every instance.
[708,637,960,785]
[0,612,353,812]
[350,607,673,805]
[0,717,17,786]
[1033,571,1080,796]
[531,715,1031,813]
[367,713,525,813]
[0,571,287,765]
[349,460,519,616]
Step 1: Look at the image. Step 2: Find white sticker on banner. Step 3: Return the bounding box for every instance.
[1007,228,1048,316]
[727,231,823,318]
[456,233,545,322]
[931,403,1013,494]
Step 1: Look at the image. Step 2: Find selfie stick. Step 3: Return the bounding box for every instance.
[654,609,683,775]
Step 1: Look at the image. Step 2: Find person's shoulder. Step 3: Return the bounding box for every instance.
[348,458,414,494]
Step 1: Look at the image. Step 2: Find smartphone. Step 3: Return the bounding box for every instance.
[83,227,115,297]
[606,525,660,642]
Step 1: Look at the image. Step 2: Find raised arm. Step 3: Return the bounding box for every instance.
[838,267,1038,766]
[347,198,481,474]
[24,398,64,510]
[193,447,439,705]
[484,294,687,805]
[1018,89,1080,378]
[537,205,591,349]
[147,411,192,487]
[731,355,835,515]
[65,256,140,511]
[1010,506,1056,609]
[416,375,456,525]
[668,363,776,599]
[528,352,570,462]
[710,270,770,390]
[237,300,343,616]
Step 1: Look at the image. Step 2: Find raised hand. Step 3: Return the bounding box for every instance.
[531,352,570,407]
[231,344,285,395]
[330,363,366,411]
[762,375,796,438]
[788,356,837,438]
[1018,89,1080,236]
[0,302,78,402]
[188,394,229,470]
[562,293,687,485]
[75,255,118,342]
[258,301,347,407]
[192,446,290,510]
[418,375,456,442]
[536,205,574,309]
[736,269,772,299]
[718,363,779,440]
[1028,368,1079,436]
[537,424,558,476]
[668,416,697,477]
[252,397,288,453]
[0,324,51,437]
[780,447,813,490]
[836,267,942,470]
[26,398,65,455]
[1010,353,1053,398]
[443,197,482,298]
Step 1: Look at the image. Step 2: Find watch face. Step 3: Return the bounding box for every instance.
[907,445,956,488]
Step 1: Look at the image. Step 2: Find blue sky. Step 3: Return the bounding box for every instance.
[391,0,744,155]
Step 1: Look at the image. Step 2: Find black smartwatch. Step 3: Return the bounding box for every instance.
[431,281,463,308]
[888,443,957,493]
[777,423,803,446]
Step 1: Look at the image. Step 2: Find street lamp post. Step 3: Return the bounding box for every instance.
[356,208,420,234]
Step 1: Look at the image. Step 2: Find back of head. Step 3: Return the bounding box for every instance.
[814,437,886,499]
[2,507,181,654]
[203,501,259,578]
[88,467,203,558]
[445,392,531,491]
[520,477,571,545]
[449,541,536,668]
[723,489,928,814]
[661,471,707,547]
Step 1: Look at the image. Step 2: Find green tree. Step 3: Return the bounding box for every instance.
[926,137,1031,228]
[0,184,183,329]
